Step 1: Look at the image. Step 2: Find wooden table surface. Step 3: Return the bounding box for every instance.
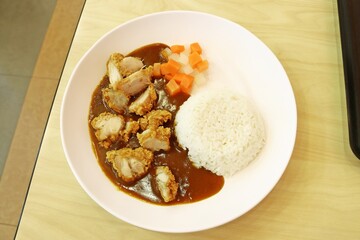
[15,0,360,239]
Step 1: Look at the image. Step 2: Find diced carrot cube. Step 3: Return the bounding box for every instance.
[195,60,209,72]
[189,51,202,68]
[160,63,170,75]
[190,42,202,54]
[170,45,185,54]
[166,79,181,96]
[180,74,194,94]
[164,73,175,81]
[166,59,181,74]
[160,59,181,76]
[172,73,194,84]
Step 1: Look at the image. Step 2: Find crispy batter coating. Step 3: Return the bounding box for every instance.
[155,166,178,202]
[129,84,157,116]
[107,53,124,88]
[96,51,180,201]
[139,109,172,130]
[90,112,125,149]
[116,66,153,96]
[102,87,129,114]
[121,119,140,142]
[137,126,171,151]
[106,147,153,183]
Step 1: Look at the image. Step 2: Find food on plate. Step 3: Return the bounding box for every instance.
[102,87,129,114]
[106,54,144,88]
[138,109,172,130]
[117,56,144,77]
[158,42,209,95]
[175,89,265,177]
[137,126,171,152]
[115,66,153,96]
[154,166,178,203]
[137,109,173,151]
[89,43,223,205]
[89,42,266,204]
[121,119,139,142]
[128,84,157,116]
[106,53,124,86]
[106,147,153,183]
[90,112,125,149]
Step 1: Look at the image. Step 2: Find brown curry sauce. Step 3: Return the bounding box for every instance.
[88,43,224,205]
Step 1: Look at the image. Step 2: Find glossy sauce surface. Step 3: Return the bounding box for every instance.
[88,43,224,205]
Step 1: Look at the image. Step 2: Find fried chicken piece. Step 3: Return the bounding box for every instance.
[106,147,153,183]
[102,87,129,114]
[155,166,178,203]
[139,109,172,130]
[116,66,153,96]
[107,54,145,89]
[107,53,124,88]
[119,56,144,77]
[137,126,171,151]
[121,119,140,142]
[90,112,125,148]
[129,84,157,116]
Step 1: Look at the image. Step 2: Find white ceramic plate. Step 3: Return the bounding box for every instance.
[61,11,297,233]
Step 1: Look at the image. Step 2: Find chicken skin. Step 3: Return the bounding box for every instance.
[121,119,140,142]
[137,109,172,151]
[137,126,171,151]
[139,109,172,130]
[106,147,154,183]
[90,112,125,149]
[129,84,157,116]
[102,87,129,114]
[155,166,178,203]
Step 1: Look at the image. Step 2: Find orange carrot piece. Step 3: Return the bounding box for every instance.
[166,79,181,96]
[180,74,194,94]
[160,59,181,76]
[170,45,185,54]
[172,73,194,84]
[190,42,202,54]
[164,73,175,81]
[160,63,170,75]
[196,60,209,72]
[166,59,181,75]
[189,51,202,68]
[153,62,161,77]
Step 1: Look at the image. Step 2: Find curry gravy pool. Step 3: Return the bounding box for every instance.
[88,43,224,205]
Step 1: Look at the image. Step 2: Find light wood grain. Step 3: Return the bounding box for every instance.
[15,0,360,239]
[0,1,84,240]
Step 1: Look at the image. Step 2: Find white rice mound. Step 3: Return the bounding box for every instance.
[175,89,266,177]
